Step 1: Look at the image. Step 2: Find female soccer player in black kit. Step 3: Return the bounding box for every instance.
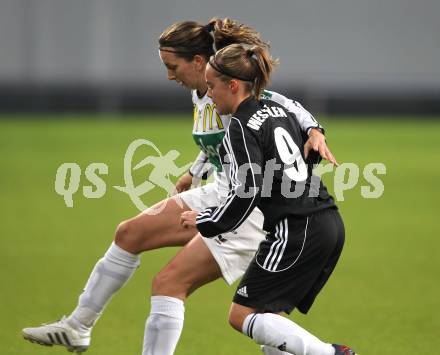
[181,43,357,355]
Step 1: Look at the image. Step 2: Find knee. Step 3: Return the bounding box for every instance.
[114,220,131,243]
[114,219,144,252]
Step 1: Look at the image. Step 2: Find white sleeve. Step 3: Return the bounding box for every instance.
[189,151,213,180]
[264,90,324,135]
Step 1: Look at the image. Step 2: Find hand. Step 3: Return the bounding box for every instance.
[304,128,339,166]
[180,211,198,228]
[174,172,194,195]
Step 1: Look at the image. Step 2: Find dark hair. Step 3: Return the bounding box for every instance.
[209,43,278,98]
[158,18,269,61]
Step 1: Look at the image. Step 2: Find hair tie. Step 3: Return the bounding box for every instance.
[246,48,258,61]
[204,22,215,33]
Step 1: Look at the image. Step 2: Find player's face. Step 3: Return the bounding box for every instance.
[205,64,234,115]
[159,48,202,90]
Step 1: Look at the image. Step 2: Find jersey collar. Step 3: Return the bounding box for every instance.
[234,95,259,116]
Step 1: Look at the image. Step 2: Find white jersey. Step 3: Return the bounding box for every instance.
[189,89,323,199]
[190,90,230,196]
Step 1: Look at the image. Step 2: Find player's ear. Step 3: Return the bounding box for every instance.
[193,55,206,71]
[229,79,239,93]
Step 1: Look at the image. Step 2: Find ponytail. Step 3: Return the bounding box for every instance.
[158,18,269,61]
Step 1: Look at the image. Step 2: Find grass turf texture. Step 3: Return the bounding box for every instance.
[1,116,439,354]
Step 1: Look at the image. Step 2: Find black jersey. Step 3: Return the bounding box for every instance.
[196,96,335,238]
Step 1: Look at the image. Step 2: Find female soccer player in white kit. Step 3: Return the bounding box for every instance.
[22,18,336,355]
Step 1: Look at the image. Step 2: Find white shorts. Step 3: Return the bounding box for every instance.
[179,182,266,285]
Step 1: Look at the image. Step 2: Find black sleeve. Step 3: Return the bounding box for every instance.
[195,118,263,238]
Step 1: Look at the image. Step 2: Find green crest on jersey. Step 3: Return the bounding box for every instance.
[192,132,225,172]
[260,90,273,100]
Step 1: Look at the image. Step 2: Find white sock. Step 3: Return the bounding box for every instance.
[261,345,293,354]
[243,313,334,355]
[142,296,185,355]
[67,242,140,333]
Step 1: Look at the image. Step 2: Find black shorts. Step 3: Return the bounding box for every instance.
[233,208,345,314]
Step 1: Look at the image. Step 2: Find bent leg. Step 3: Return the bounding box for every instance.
[68,196,196,334]
[143,235,222,355]
[67,242,141,333]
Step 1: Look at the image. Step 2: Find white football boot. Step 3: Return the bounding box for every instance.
[22,316,90,353]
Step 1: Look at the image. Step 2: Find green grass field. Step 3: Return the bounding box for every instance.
[1,115,439,355]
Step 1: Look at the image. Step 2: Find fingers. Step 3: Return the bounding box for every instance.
[326,148,339,166]
[181,220,196,229]
[304,141,311,159]
[304,136,322,160]
[180,211,189,222]
[181,220,190,228]
[180,213,189,227]
[305,136,339,166]
[319,146,339,166]
[318,144,328,161]
[321,144,338,166]
[312,140,320,152]
[174,173,193,195]
[180,211,198,228]
[173,185,184,195]
[174,180,191,195]
[174,181,182,195]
